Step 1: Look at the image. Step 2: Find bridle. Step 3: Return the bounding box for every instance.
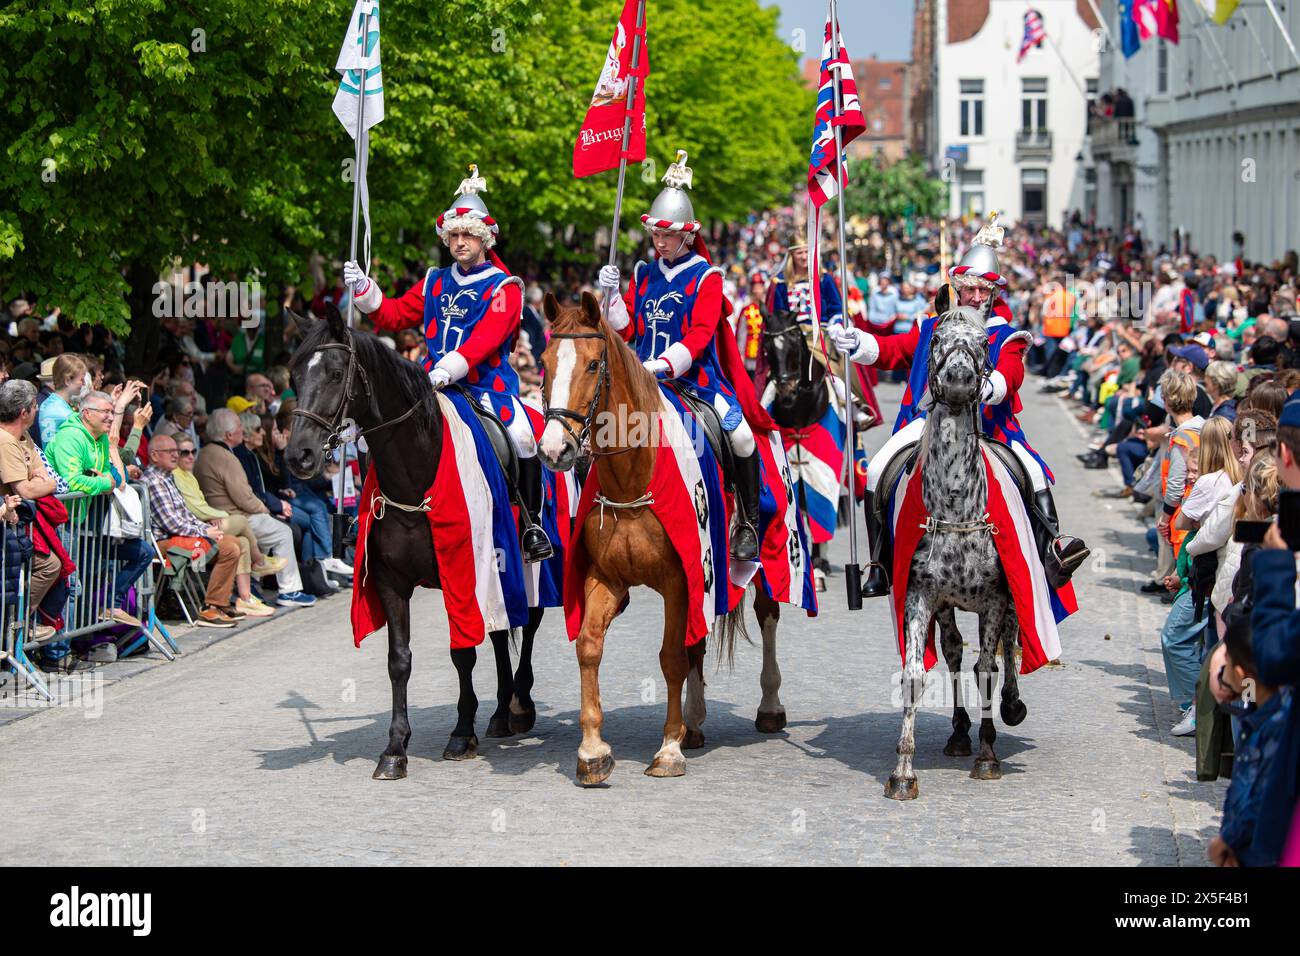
[292,327,421,453]
[763,320,824,392]
[927,319,991,409]
[543,331,610,455]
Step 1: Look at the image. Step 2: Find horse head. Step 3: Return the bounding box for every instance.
[285,302,366,479]
[538,291,609,472]
[927,305,989,407]
[763,309,823,407]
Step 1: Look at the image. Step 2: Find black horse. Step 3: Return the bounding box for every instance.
[762,308,833,576]
[285,304,542,780]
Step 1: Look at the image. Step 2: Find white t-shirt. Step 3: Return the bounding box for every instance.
[1180,469,1235,524]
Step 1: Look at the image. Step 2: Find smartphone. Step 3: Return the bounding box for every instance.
[1280,490,1300,550]
[1233,520,1272,544]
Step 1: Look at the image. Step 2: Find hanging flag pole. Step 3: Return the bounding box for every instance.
[343,5,370,330]
[828,0,862,610]
[1262,0,1300,68]
[333,0,384,329]
[605,0,647,290]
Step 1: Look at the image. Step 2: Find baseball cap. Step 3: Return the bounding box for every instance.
[1169,344,1209,371]
[226,395,258,414]
[1279,395,1300,429]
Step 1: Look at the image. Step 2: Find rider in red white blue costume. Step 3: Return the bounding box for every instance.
[829,214,1089,599]
[343,164,553,562]
[597,150,763,561]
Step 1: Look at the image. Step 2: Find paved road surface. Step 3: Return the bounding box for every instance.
[0,379,1223,865]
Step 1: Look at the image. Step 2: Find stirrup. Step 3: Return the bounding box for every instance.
[860,562,891,599]
[729,522,759,562]
[1044,536,1088,590]
[522,525,554,563]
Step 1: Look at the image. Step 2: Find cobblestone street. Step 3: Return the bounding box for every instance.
[0,381,1225,865]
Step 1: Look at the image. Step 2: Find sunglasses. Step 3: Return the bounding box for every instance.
[178,449,196,457]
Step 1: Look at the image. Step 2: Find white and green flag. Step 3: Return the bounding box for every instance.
[332,0,384,133]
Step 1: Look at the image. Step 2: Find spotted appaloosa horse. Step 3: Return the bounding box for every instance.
[285,304,543,781]
[886,304,1026,801]
[536,292,780,785]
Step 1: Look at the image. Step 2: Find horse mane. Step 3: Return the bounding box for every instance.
[552,301,662,413]
[290,318,440,434]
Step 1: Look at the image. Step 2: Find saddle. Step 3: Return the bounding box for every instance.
[872,433,1035,526]
[669,383,736,488]
[457,387,520,489]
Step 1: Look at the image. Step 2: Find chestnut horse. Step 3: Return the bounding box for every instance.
[537,292,786,786]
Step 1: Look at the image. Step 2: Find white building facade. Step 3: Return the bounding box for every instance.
[1091,0,1300,262]
[933,0,1100,227]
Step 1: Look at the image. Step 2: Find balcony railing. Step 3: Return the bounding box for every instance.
[1089,117,1138,155]
[1015,128,1053,162]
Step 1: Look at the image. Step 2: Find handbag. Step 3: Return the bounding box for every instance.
[106,483,145,539]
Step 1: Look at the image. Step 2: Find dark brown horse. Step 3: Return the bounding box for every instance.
[536,292,785,787]
[285,304,542,780]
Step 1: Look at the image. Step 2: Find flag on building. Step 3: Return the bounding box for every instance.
[806,7,864,344]
[332,0,384,275]
[1133,0,1180,44]
[1202,0,1240,24]
[1018,9,1047,62]
[1118,0,1143,57]
[573,0,649,178]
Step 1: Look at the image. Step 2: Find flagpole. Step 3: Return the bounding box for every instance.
[343,3,372,330]
[1262,0,1300,69]
[604,0,647,287]
[829,0,862,611]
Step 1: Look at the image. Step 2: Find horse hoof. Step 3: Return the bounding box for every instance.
[943,735,972,757]
[884,774,919,801]
[970,758,1002,781]
[1000,698,1028,727]
[576,752,614,786]
[508,706,537,736]
[442,735,479,761]
[645,755,687,778]
[755,710,787,734]
[485,714,513,738]
[372,754,408,780]
[683,728,706,750]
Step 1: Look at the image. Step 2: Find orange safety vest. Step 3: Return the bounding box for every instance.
[1042,288,1075,339]
[1160,428,1202,556]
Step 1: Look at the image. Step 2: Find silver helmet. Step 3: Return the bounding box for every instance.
[641,150,700,233]
[436,164,498,247]
[950,212,1006,287]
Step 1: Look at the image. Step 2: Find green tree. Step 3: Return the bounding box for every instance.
[0,0,810,355]
[844,153,945,223]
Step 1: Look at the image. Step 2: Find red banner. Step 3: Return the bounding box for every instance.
[572,0,648,178]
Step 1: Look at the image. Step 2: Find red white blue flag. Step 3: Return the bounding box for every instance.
[806,6,865,349]
[1018,9,1046,62]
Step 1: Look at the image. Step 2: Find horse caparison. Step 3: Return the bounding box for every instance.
[285,303,544,780]
[538,291,787,786]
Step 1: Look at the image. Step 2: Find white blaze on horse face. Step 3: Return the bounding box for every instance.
[540,340,577,462]
[307,352,323,372]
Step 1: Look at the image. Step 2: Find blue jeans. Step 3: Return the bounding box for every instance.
[289,490,332,563]
[1116,436,1148,489]
[1161,589,1207,711]
[112,537,153,610]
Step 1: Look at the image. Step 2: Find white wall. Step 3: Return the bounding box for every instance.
[935,0,1100,226]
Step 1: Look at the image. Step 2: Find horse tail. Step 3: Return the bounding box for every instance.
[711,587,752,672]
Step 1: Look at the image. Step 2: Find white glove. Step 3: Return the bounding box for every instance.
[643,358,670,377]
[979,378,995,403]
[428,368,452,390]
[829,323,862,356]
[343,260,368,291]
[598,265,621,295]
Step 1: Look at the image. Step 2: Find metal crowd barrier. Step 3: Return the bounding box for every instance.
[0,482,179,703]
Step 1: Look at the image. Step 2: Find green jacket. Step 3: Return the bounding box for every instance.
[46,413,118,497]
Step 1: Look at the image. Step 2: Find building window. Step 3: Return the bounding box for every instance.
[1156,39,1168,94]
[880,76,891,89]
[959,169,984,215]
[1021,77,1047,132]
[1021,168,1048,224]
[959,79,984,137]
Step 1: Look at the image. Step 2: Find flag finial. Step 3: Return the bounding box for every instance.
[662,150,693,190]
[456,164,487,197]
